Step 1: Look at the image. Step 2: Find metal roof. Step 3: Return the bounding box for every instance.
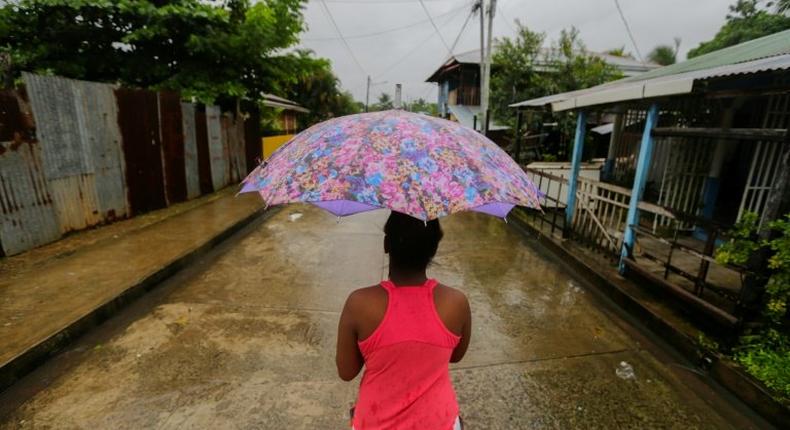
[511,29,790,112]
[447,104,510,131]
[262,93,309,113]
[428,47,659,82]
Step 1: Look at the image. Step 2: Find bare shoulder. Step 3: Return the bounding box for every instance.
[434,283,469,308]
[344,285,387,312]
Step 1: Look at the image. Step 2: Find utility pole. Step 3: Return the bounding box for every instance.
[395,84,402,109]
[481,0,496,135]
[476,1,485,133]
[365,75,371,112]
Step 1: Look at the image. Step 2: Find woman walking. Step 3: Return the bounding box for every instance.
[336,211,472,430]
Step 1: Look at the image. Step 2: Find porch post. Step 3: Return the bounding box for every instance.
[514,110,523,164]
[565,110,587,234]
[619,103,660,274]
[700,100,744,226]
[602,112,624,181]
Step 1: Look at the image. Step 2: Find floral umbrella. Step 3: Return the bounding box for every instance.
[240,110,542,220]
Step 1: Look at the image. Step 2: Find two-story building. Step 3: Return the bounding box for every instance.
[425,47,658,140]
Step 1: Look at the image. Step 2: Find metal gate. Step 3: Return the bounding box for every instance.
[206,105,227,191]
[181,102,201,200]
[115,88,167,215]
[610,109,646,184]
[195,106,214,194]
[654,138,714,230]
[158,92,187,204]
[737,93,790,227]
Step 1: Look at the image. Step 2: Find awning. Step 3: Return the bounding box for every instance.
[262,93,310,113]
[510,29,790,112]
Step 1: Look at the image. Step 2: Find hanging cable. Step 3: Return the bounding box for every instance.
[419,0,453,55]
[303,2,471,41]
[324,0,449,3]
[448,5,475,55]
[319,0,367,76]
[612,0,645,64]
[495,0,517,33]
[373,3,469,78]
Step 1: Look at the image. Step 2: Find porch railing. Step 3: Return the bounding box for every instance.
[524,166,744,319]
[523,168,567,239]
[630,212,749,308]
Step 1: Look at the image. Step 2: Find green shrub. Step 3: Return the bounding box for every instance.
[735,338,790,401]
[715,212,790,400]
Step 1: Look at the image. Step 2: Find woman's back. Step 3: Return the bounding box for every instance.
[335,212,471,429]
[347,279,469,430]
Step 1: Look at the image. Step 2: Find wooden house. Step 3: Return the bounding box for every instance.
[510,29,790,331]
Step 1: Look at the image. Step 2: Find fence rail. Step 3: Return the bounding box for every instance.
[523,168,568,239]
[524,166,743,314]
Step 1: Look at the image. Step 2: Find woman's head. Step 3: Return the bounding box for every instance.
[384,211,443,272]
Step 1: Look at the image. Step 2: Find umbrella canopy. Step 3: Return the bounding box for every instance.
[240,110,542,220]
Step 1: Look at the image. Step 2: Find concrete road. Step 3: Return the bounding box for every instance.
[0,206,766,429]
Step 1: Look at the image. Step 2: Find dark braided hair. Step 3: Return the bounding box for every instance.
[384,211,443,271]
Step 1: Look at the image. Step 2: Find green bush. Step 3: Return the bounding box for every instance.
[715,212,790,400]
[735,338,790,400]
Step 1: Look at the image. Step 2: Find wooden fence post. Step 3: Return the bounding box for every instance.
[619,103,659,274]
[565,110,587,237]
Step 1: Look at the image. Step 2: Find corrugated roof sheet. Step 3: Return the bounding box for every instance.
[620,29,790,83]
[511,29,790,112]
[433,47,659,81]
[262,93,309,113]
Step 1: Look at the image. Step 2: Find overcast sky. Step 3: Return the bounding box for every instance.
[295,0,736,104]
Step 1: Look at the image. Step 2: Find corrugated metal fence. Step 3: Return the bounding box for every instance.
[0,73,258,256]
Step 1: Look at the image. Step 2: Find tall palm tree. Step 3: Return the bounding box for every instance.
[776,0,790,13]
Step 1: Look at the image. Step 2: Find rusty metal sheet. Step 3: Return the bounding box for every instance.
[221,113,245,184]
[158,92,187,204]
[115,88,166,215]
[0,141,62,256]
[180,102,200,199]
[206,105,228,190]
[195,106,213,194]
[221,115,235,183]
[23,73,103,231]
[22,73,90,179]
[243,101,261,173]
[48,174,102,232]
[73,80,128,222]
[231,113,247,181]
[0,91,60,256]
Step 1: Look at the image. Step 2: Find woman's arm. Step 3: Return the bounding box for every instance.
[450,294,471,363]
[336,292,364,381]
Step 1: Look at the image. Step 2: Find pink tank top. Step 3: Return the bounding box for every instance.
[354,279,461,430]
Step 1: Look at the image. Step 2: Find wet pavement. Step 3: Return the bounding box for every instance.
[0,205,767,429]
[0,190,262,381]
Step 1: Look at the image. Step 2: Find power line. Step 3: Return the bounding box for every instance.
[448,5,475,55]
[496,0,517,33]
[323,0,451,3]
[373,30,438,79]
[302,3,471,41]
[318,0,367,76]
[612,0,645,64]
[419,0,452,55]
[373,3,469,78]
